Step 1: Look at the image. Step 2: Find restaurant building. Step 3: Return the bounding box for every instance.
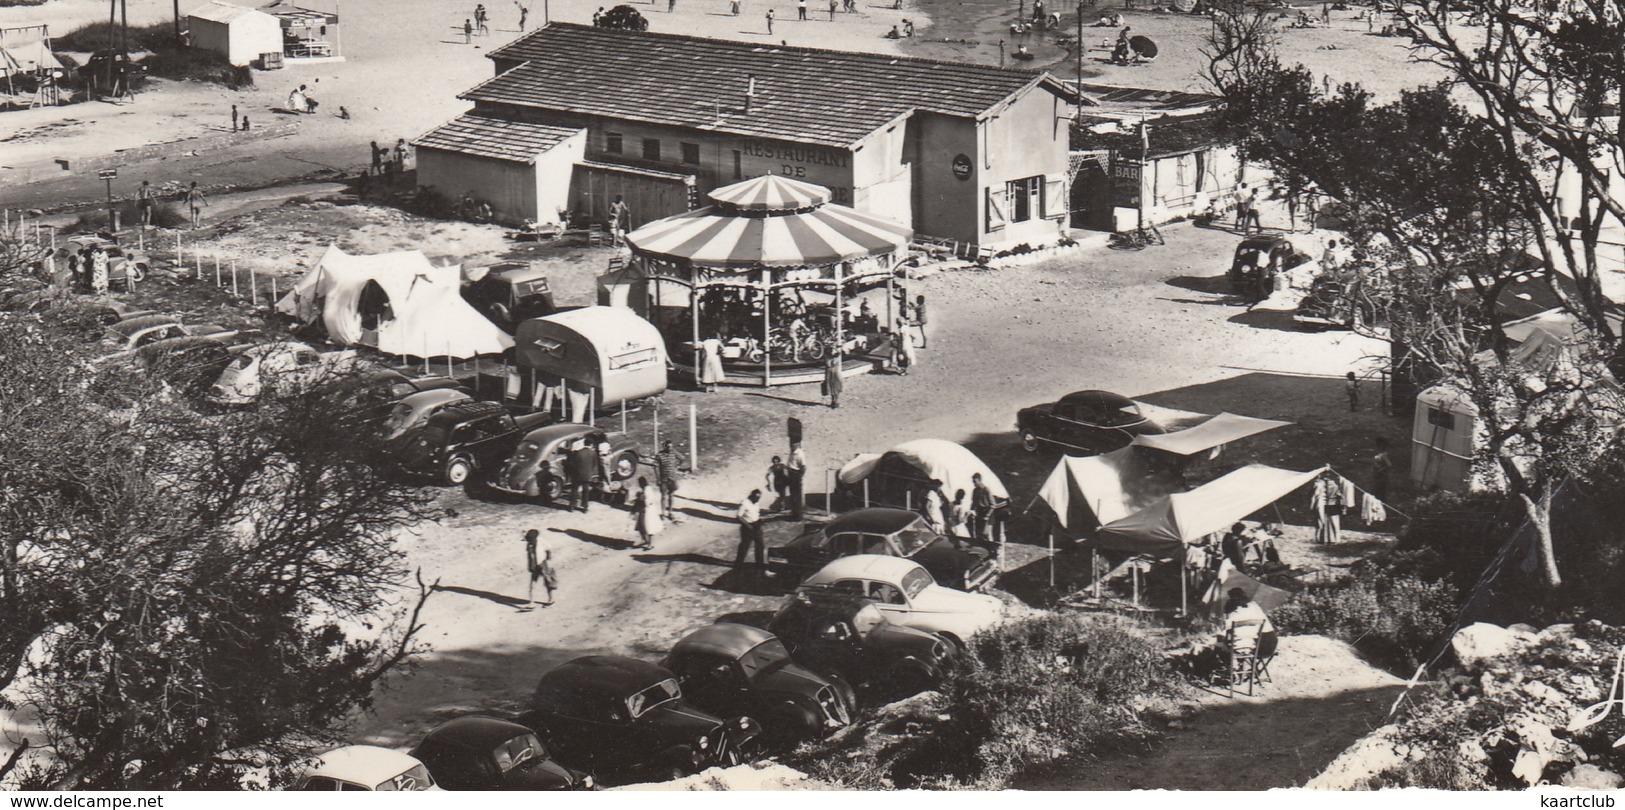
[415,23,1076,249]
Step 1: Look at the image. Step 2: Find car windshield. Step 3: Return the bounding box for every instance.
[1096,403,1143,428]
[738,639,792,680]
[901,567,934,599]
[492,733,548,774]
[511,440,542,466]
[893,526,935,556]
[383,402,415,432]
[625,678,681,718]
[374,763,435,792]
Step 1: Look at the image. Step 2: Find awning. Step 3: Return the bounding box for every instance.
[1096,464,1326,557]
[1130,412,1292,456]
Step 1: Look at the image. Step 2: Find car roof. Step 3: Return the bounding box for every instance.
[487,263,549,283]
[672,623,775,660]
[307,745,423,784]
[1059,390,1134,409]
[824,508,924,537]
[245,341,314,358]
[519,422,597,446]
[418,716,533,750]
[425,400,506,428]
[538,655,672,697]
[398,388,471,408]
[806,554,926,583]
[109,314,178,337]
[1238,234,1291,250]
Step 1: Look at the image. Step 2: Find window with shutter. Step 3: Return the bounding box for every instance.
[986,187,1008,231]
[1045,179,1067,220]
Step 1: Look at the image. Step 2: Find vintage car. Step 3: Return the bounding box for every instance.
[363,369,472,401]
[798,555,1005,648]
[769,589,957,701]
[1228,234,1313,299]
[295,745,440,791]
[399,400,554,486]
[528,655,761,784]
[408,716,592,791]
[55,235,151,288]
[768,508,997,592]
[1016,390,1165,455]
[463,262,557,332]
[380,388,474,441]
[206,342,362,406]
[489,423,642,504]
[1294,274,1375,331]
[106,315,238,352]
[662,624,852,745]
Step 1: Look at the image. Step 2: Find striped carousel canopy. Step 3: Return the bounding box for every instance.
[707,174,831,213]
[626,178,912,270]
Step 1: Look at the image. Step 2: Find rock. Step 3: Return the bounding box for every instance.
[1512,749,1547,786]
[1538,624,1577,643]
[1509,623,1540,634]
[1522,680,1567,705]
[1561,765,1625,790]
[1451,622,1535,669]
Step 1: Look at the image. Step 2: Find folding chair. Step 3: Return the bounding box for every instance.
[587,224,608,247]
[1224,618,1265,697]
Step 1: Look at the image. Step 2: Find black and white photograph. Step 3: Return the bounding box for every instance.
[0,0,1622,796]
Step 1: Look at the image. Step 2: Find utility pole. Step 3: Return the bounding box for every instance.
[1076,0,1083,90]
[174,0,181,41]
[100,168,119,232]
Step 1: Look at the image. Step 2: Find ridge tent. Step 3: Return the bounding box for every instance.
[514,306,668,418]
[1035,445,1181,534]
[1096,463,1326,558]
[275,245,513,359]
[838,439,1007,511]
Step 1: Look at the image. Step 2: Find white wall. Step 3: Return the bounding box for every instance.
[188,10,283,66]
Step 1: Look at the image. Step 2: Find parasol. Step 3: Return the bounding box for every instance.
[1129,35,1158,59]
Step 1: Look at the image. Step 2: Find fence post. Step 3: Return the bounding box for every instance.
[620,399,627,434]
[196,249,202,280]
[688,402,698,472]
[214,254,221,286]
[251,268,259,306]
[231,260,239,297]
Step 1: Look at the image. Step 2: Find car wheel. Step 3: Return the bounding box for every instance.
[128,263,147,283]
[827,672,858,716]
[1021,431,1040,452]
[444,456,474,486]
[540,475,564,503]
[613,451,639,480]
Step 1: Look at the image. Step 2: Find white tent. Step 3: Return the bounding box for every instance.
[838,439,1007,508]
[1096,464,1326,558]
[276,245,513,359]
[1035,445,1180,533]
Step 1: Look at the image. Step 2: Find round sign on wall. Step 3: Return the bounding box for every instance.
[951,154,973,181]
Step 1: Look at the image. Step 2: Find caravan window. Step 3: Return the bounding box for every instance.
[1426,408,1456,430]
[608,347,658,370]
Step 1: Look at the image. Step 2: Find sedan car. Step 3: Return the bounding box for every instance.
[56,235,151,289]
[1228,234,1312,299]
[295,745,440,791]
[363,369,472,401]
[798,555,1005,648]
[399,400,554,486]
[529,655,761,785]
[380,388,474,441]
[1294,274,1375,331]
[409,716,591,791]
[106,315,239,352]
[768,508,997,592]
[207,342,362,406]
[1016,390,1165,455]
[769,589,956,703]
[662,624,851,745]
[489,423,642,505]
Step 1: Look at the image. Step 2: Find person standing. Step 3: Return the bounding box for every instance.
[1346,371,1359,412]
[655,439,682,521]
[828,0,836,19]
[948,489,971,548]
[632,477,662,550]
[669,0,677,11]
[568,439,599,512]
[923,480,947,535]
[894,319,916,375]
[824,353,843,408]
[735,490,766,570]
[700,334,725,393]
[1238,183,1262,233]
[1220,522,1249,572]
[137,180,155,228]
[766,7,775,32]
[184,181,207,229]
[787,415,803,449]
[475,4,489,34]
[231,104,239,132]
[1371,437,1392,503]
[594,5,605,24]
[608,195,630,242]
[394,139,409,173]
[786,440,806,520]
[521,528,556,608]
[912,294,929,348]
[1311,471,1345,544]
[970,472,993,544]
[463,18,474,42]
[517,1,529,28]
[766,455,790,511]
[797,0,806,19]
[730,0,741,14]
[89,246,109,295]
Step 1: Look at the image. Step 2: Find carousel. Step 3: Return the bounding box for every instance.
[613,174,914,386]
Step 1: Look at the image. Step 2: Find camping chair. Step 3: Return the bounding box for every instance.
[1223,618,1266,697]
[587,223,609,247]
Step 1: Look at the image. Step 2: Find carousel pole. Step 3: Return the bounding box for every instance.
[834,266,844,359]
[761,269,772,388]
[690,273,702,387]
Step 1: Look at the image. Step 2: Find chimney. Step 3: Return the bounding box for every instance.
[745,74,757,113]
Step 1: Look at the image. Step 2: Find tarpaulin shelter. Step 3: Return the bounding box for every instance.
[514,306,668,417]
[275,245,513,359]
[1130,412,1292,455]
[1096,464,1326,558]
[838,439,1007,511]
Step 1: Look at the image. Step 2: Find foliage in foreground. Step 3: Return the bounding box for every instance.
[1273,568,1457,675]
[796,613,1185,789]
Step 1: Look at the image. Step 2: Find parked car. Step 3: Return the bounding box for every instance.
[769,589,957,701]
[134,337,249,399]
[400,400,553,485]
[363,369,472,401]
[380,388,474,441]
[798,555,1004,647]
[106,315,238,351]
[662,624,851,745]
[1016,390,1165,455]
[1294,274,1375,331]
[463,262,556,332]
[408,716,592,791]
[1228,234,1313,299]
[55,235,151,288]
[206,342,362,406]
[295,745,440,791]
[768,508,997,592]
[528,655,761,784]
[489,423,642,504]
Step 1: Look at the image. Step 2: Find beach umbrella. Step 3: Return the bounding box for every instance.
[1130,35,1158,59]
[626,175,911,269]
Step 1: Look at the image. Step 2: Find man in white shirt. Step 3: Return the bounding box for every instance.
[786,442,807,520]
[735,490,765,571]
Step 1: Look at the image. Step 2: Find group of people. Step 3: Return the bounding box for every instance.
[369,139,412,176]
[920,472,1011,549]
[736,420,810,570]
[286,84,320,115]
[134,178,209,230]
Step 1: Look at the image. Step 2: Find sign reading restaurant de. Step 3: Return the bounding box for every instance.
[741,140,852,171]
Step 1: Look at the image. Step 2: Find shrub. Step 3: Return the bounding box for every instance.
[798,613,1186,788]
[53,20,252,88]
[1273,569,1457,673]
[74,201,188,232]
[53,21,179,52]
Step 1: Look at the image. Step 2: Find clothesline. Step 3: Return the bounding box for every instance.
[1323,464,1410,520]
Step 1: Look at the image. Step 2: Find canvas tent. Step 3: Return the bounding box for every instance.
[838,439,1007,510]
[1096,464,1326,558]
[514,306,668,413]
[276,245,513,359]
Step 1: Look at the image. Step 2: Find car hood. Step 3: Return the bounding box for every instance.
[641,701,729,737]
[910,587,1003,628]
[501,757,580,790]
[868,623,947,657]
[754,661,831,698]
[909,542,989,587]
[773,527,824,555]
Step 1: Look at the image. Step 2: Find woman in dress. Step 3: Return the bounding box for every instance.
[700,334,725,393]
[632,476,663,551]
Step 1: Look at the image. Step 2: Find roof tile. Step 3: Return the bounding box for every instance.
[412,114,582,163]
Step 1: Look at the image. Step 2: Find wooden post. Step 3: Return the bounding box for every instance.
[447,341,454,378]
[196,250,202,280]
[620,399,627,433]
[761,270,772,387]
[1180,559,1188,618]
[251,268,259,306]
[214,254,221,286]
[688,402,698,472]
[231,260,239,296]
[863,478,870,508]
[653,402,660,447]
[834,270,844,359]
[271,275,278,301]
[1048,530,1055,589]
[690,279,702,386]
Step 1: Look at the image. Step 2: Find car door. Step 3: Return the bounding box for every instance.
[472,413,520,467]
[1048,400,1085,450]
[863,579,910,620]
[672,652,750,717]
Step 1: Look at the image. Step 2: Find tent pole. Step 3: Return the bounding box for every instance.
[863,479,870,508]
[688,402,698,472]
[834,269,844,359]
[1092,550,1099,599]
[1180,557,1188,618]
[690,277,701,387]
[620,399,627,434]
[1048,530,1055,590]
[762,270,772,388]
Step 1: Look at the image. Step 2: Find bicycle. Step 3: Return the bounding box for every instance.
[1108,225,1165,250]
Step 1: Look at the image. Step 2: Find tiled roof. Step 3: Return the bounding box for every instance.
[413,114,583,163]
[470,23,1066,148]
